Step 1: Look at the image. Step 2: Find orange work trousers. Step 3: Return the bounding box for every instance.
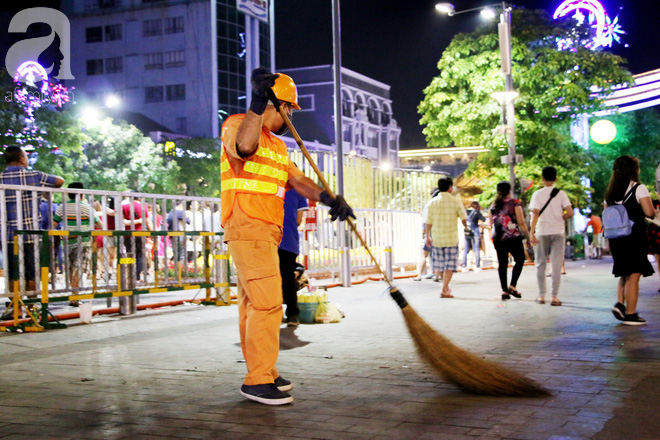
[227,240,283,385]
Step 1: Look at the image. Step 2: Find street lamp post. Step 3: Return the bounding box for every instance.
[436,2,520,196]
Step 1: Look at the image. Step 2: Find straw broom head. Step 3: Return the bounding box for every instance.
[391,287,550,397]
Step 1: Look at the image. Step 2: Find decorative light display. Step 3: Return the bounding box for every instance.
[553,0,625,49]
[14,61,49,94]
[4,61,74,150]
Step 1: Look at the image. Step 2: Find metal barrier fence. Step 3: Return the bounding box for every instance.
[1,184,222,298]
[1,229,231,331]
[301,205,420,276]
[1,185,426,295]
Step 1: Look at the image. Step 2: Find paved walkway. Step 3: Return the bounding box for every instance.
[1,257,659,439]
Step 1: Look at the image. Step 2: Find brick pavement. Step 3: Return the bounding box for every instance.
[0,257,659,439]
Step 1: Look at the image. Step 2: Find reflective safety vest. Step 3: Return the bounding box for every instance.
[221,129,288,227]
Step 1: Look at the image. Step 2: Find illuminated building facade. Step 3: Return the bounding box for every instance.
[278,65,401,166]
[62,0,271,139]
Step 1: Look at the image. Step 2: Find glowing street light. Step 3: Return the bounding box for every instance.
[481,8,497,19]
[590,119,617,144]
[104,94,121,108]
[435,3,455,15]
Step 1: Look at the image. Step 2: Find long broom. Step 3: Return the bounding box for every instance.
[267,89,549,397]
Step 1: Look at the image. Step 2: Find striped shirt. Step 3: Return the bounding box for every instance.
[54,200,99,243]
[424,191,468,247]
[0,165,60,242]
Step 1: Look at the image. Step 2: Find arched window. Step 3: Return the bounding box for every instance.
[354,93,366,119]
[381,103,392,126]
[342,90,353,117]
[367,98,380,125]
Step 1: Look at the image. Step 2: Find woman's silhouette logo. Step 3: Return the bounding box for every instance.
[5,8,74,80]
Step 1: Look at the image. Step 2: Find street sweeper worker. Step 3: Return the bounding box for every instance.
[220,67,355,406]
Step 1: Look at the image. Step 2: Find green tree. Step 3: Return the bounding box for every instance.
[168,138,221,197]
[419,9,632,207]
[588,109,660,206]
[80,117,180,193]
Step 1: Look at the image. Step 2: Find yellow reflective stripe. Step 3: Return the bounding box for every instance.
[221,178,280,195]
[220,159,230,173]
[256,146,288,165]
[243,161,287,183]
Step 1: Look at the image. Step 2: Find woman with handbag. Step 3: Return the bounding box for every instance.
[490,181,531,300]
[605,155,655,325]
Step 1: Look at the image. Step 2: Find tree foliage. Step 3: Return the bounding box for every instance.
[419,9,632,207]
[168,138,221,198]
[78,118,180,193]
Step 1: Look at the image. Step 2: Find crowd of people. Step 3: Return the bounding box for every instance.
[417,161,660,327]
[0,146,226,313]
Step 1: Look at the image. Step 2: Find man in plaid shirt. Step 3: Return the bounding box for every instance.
[424,176,468,299]
[1,146,64,295]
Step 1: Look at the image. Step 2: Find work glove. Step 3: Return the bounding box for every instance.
[249,67,279,115]
[320,191,356,222]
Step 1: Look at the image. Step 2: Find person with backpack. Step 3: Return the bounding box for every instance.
[490,182,531,300]
[604,155,655,325]
[529,166,573,306]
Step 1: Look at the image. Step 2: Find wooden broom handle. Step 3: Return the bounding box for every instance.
[267,88,393,287]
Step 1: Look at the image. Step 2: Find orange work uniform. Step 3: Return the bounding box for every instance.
[221,114,303,386]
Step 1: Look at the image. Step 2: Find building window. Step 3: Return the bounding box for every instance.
[166,84,186,101]
[99,0,119,8]
[164,16,184,34]
[144,53,163,70]
[164,50,185,68]
[86,59,103,75]
[145,86,164,103]
[143,19,162,37]
[105,24,122,41]
[105,57,123,74]
[175,117,187,134]
[84,0,122,10]
[86,26,103,43]
[298,95,314,112]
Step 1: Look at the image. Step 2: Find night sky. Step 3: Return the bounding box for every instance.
[275,0,660,148]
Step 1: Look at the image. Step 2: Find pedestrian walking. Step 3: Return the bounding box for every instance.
[414,188,439,281]
[605,155,655,325]
[221,67,354,405]
[461,201,486,271]
[490,181,531,300]
[423,176,468,298]
[529,166,573,306]
[583,210,603,259]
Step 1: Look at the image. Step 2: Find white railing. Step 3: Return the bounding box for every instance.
[1,185,431,297]
[1,184,222,297]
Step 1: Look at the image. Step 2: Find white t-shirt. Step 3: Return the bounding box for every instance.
[615,181,651,204]
[529,186,572,236]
